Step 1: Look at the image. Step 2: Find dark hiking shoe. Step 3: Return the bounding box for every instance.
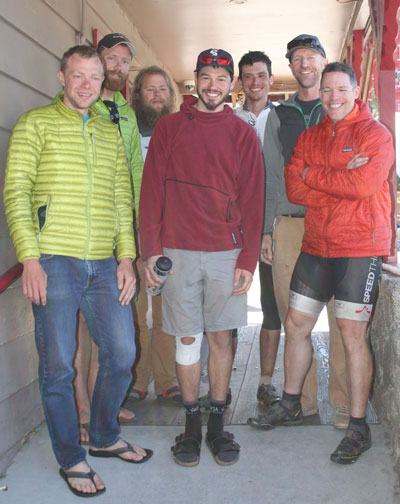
[257,383,279,408]
[330,424,371,464]
[247,399,303,430]
[199,388,232,413]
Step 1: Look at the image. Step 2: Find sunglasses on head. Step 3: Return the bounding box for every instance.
[103,100,120,125]
[198,54,232,66]
[287,37,322,52]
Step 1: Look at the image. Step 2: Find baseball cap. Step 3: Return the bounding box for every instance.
[195,48,234,77]
[286,34,326,61]
[97,33,136,57]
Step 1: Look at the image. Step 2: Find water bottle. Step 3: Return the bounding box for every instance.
[145,256,172,296]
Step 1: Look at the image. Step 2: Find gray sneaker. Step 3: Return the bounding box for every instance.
[247,399,303,430]
[257,383,278,408]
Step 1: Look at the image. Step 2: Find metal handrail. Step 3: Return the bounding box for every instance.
[0,263,23,294]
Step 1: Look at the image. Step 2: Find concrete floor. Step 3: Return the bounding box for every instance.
[2,423,399,503]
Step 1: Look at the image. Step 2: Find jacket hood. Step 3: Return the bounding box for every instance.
[180,96,233,122]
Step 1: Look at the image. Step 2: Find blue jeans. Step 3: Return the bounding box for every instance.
[33,255,135,470]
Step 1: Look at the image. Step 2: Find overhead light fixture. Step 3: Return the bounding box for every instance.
[230,0,247,4]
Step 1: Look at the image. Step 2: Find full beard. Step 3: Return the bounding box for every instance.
[103,71,128,92]
[134,102,172,128]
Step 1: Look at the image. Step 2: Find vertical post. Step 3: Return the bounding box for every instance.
[352,30,364,88]
[379,0,400,261]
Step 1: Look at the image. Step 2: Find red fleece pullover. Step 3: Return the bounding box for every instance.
[139,97,264,273]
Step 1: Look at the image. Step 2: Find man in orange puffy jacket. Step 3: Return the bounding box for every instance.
[247,62,394,465]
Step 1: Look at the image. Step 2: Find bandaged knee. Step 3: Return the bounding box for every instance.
[176,332,203,365]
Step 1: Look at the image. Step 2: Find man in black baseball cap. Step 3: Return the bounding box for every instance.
[285,34,326,61]
[140,47,264,467]
[193,48,235,112]
[73,30,144,437]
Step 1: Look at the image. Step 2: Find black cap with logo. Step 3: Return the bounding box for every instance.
[195,48,234,77]
[97,33,136,58]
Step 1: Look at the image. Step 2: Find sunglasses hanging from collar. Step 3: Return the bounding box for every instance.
[103,100,121,134]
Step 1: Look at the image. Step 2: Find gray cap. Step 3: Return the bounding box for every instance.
[286,34,326,61]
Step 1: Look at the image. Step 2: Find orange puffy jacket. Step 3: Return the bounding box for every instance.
[285,100,394,258]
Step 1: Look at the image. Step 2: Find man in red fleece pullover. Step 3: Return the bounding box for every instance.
[249,62,393,466]
[139,48,264,466]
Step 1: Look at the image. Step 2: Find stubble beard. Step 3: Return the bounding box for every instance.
[295,71,321,91]
[197,87,230,111]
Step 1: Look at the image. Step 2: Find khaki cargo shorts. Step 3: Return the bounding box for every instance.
[161,248,247,336]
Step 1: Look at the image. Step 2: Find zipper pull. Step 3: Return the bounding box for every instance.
[332,123,336,137]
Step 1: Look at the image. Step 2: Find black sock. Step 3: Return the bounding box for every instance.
[348,415,367,436]
[183,401,202,439]
[207,398,225,433]
[281,391,302,411]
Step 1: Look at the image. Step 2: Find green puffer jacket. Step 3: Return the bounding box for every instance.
[92,92,143,227]
[4,92,135,263]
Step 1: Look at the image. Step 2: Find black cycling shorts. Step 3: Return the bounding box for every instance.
[289,252,382,322]
[259,262,281,330]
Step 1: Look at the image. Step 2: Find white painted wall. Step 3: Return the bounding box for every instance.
[0,0,174,474]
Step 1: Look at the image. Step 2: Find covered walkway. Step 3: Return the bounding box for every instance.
[0,2,400,501]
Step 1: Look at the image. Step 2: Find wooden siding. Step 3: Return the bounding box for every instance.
[0,0,172,475]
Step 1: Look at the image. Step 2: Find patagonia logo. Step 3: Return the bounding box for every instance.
[231,232,238,245]
[342,147,354,152]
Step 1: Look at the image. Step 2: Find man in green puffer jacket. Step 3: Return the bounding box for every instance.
[4,45,151,498]
[94,33,143,224]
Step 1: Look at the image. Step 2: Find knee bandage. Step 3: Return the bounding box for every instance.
[176,332,203,366]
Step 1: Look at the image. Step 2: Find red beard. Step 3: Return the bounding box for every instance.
[103,71,128,92]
